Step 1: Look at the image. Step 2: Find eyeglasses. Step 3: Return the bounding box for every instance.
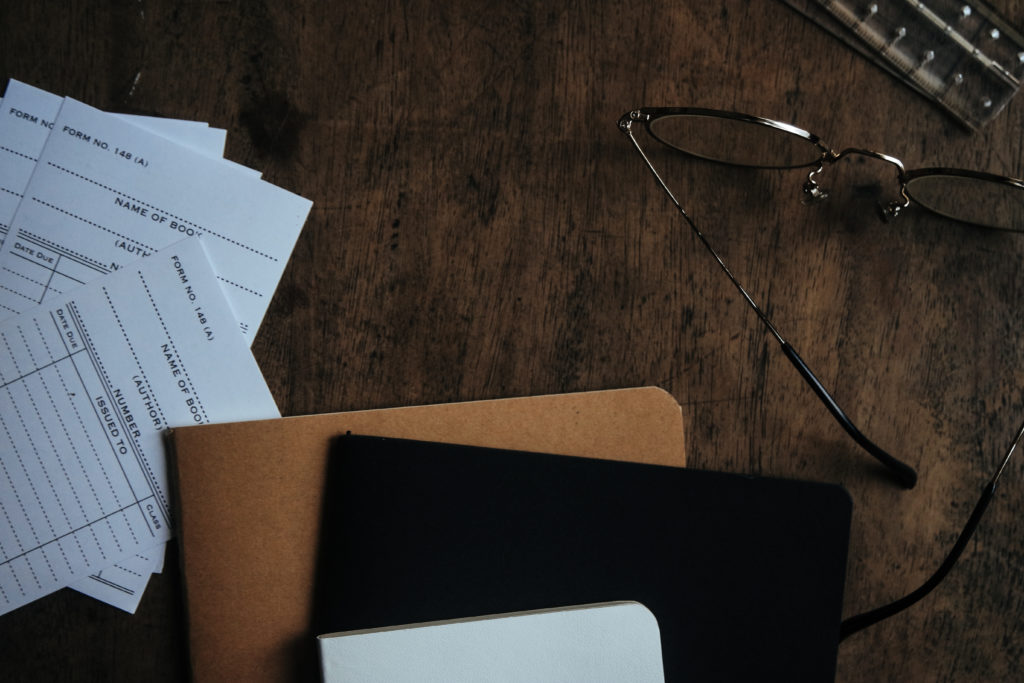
[625,107,1024,228]
[618,107,1023,639]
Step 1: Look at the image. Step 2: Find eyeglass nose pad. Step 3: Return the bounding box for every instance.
[879,200,903,222]
[801,179,830,204]
[879,186,911,222]
[801,165,830,204]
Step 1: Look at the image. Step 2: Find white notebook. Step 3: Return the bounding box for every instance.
[316,601,665,683]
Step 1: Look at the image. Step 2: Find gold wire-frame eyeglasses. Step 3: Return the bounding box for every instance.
[618,106,1023,640]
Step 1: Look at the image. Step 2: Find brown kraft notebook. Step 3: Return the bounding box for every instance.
[168,386,685,683]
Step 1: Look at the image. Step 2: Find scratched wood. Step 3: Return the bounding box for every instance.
[1,1,1022,681]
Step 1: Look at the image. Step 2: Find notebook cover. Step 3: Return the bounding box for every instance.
[316,435,852,683]
[317,602,665,682]
[169,387,685,683]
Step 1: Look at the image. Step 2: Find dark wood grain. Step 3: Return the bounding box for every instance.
[1,1,1022,680]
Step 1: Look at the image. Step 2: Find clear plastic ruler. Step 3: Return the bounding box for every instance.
[783,0,1024,129]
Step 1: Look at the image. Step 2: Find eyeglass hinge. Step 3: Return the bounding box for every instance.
[618,110,648,134]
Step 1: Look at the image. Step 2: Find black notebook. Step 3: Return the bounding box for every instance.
[314,435,852,682]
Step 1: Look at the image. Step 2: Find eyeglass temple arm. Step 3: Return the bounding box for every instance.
[619,114,918,489]
[783,344,916,487]
[840,416,1023,640]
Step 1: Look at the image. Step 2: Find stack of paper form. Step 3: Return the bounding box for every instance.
[0,79,312,615]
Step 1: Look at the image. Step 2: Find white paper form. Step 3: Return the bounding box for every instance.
[0,80,239,250]
[121,116,227,158]
[0,96,310,341]
[70,539,166,613]
[0,79,260,241]
[0,79,248,610]
[70,533,168,613]
[117,115,261,179]
[0,236,279,616]
[0,82,54,251]
[67,549,162,614]
[0,79,277,610]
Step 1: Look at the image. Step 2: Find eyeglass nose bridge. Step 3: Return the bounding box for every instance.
[811,147,912,220]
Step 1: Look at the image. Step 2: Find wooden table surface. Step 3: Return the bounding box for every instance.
[1,1,1022,680]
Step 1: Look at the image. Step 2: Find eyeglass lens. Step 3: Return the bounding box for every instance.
[647,113,823,168]
[905,172,1024,230]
